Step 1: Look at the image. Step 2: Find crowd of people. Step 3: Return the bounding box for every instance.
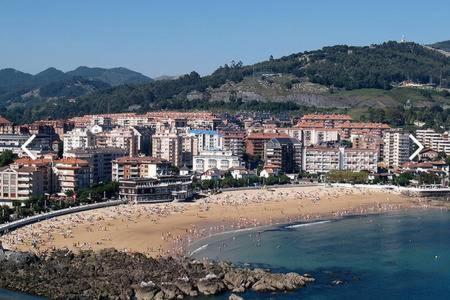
[0,185,426,257]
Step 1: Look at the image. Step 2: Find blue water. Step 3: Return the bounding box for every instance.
[0,288,45,299]
[191,209,450,299]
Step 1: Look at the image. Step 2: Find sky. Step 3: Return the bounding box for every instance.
[1,0,449,78]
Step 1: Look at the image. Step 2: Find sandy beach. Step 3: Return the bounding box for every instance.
[0,185,419,257]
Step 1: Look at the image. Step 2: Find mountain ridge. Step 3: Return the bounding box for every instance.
[1,40,450,123]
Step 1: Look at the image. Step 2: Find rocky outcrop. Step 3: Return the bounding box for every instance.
[0,249,314,299]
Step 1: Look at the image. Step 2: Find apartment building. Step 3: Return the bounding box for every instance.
[112,156,171,181]
[12,157,56,195]
[193,150,242,173]
[63,128,96,153]
[383,129,411,168]
[303,147,378,174]
[188,129,224,152]
[151,130,182,167]
[52,158,91,193]
[219,130,246,157]
[245,133,289,158]
[0,165,44,203]
[264,138,302,173]
[299,114,352,128]
[416,129,450,155]
[301,128,340,146]
[64,147,128,184]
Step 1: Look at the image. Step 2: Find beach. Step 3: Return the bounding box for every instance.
[0,185,419,257]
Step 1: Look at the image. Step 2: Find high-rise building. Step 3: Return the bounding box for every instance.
[382,129,411,168]
[64,148,128,184]
[264,138,302,173]
[151,131,182,167]
[63,128,96,153]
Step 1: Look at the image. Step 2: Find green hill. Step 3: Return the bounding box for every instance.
[2,41,450,124]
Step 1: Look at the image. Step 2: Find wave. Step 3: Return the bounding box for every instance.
[189,244,208,256]
[285,220,332,229]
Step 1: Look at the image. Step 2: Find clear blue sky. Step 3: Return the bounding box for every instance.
[1,0,449,77]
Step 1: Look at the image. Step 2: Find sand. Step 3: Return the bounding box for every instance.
[0,185,417,257]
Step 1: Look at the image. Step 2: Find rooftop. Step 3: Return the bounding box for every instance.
[301,114,352,121]
[114,156,168,164]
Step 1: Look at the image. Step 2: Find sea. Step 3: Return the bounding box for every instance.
[2,209,450,299]
[191,209,450,300]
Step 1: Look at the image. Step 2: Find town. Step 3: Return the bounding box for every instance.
[0,110,448,224]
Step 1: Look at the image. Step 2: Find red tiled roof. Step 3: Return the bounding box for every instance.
[336,122,390,129]
[0,116,12,125]
[246,133,289,140]
[301,114,352,121]
[114,156,167,164]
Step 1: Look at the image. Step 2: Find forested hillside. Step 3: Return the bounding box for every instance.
[2,41,450,124]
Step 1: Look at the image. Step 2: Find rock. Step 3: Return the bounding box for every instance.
[132,283,160,300]
[232,287,245,293]
[160,283,183,300]
[196,277,226,295]
[229,293,245,300]
[224,271,247,289]
[174,279,197,297]
[0,249,314,299]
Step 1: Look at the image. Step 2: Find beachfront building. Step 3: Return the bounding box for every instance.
[303,147,378,174]
[118,176,193,203]
[416,129,450,155]
[112,156,171,181]
[264,137,302,173]
[52,158,91,193]
[64,147,128,184]
[383,129,411,168]
[12,157,56,195]
[341,148,378,172]
[193,150,242,173]
[63,128,96,153]
[0,165,44,204]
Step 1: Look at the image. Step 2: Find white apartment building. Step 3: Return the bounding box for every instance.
[383,129,411,168]
[188,129,224,152]
[342,148,378,172]
[303,147,378,174]
[63,128,96,153]
[302,128,340,146]
[303,147,340,173]
[416,129,450,155]
[193,150,242,173]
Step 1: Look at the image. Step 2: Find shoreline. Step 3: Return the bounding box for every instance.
[0,185,432,257]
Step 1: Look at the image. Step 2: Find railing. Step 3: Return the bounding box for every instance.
[0,199,128,235]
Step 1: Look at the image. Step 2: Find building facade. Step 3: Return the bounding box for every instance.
[383,129,411,168]
[193,150,242,173]
[264,138,302,173]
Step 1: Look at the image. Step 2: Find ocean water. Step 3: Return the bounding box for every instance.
[191,209,450,300]
[2,209,450,299]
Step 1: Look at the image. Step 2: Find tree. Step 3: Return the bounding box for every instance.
[0,150,17,167]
